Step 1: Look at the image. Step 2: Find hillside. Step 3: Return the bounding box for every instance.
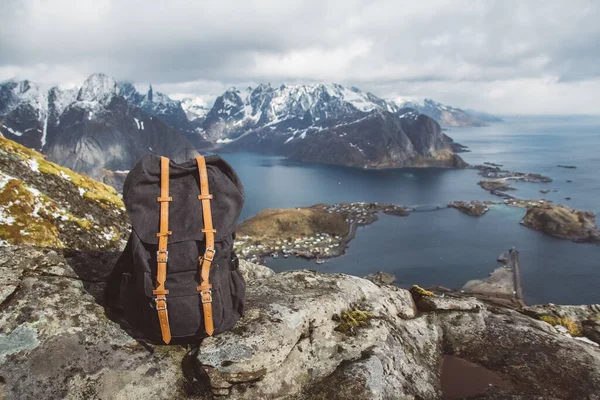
[0,136,129,250]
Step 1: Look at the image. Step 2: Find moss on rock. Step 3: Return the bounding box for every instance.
[333,307,374,335]
[0,136,129,250]
[410,285,435,301]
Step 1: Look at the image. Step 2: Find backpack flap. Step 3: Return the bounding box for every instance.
[123,154,244,245]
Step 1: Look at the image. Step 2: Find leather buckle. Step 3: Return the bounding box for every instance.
[157,250,168,262]
[204,248,216,262]
[155,298,167,311]
[201,290,213,304]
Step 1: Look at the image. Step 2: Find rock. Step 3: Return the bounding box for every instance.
[238,259,275,281]
[448,200,489,217]
[299,355,385,399]
[439,308,600,398]
[416,296,481,313]
[364,271,397,286]
[3,246,600,399]
[521,204,600,243]
[557,165,577,169]
[196,270,426,399]
[540,189,551,194]
[0,247,194,399]
[522,304,600,345]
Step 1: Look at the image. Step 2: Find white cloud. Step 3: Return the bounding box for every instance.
[0,0,599,114]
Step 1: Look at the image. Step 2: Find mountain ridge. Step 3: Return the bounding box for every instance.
[0,74,480,181]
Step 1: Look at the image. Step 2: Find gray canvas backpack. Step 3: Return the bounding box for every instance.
[105,154,245,343]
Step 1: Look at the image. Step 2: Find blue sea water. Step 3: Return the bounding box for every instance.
[221,116,600,305]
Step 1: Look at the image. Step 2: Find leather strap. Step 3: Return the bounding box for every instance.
[196,156,216,336]
[153,156,172,344]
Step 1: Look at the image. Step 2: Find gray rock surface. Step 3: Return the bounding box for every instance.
[364,271,397,286]
[1,247,600,399]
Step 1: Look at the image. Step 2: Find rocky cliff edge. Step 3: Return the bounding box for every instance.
[0,246,599,399]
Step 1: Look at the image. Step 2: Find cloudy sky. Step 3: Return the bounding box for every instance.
[1,0,599,114]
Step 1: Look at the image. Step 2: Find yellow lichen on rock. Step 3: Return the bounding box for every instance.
[539,316,582,337]
[0,136,123,209]
[410,285,435,300]
[333,308,374,335]
[0,177,64,247]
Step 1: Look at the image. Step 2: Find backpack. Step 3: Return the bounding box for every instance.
[105,154,246,344]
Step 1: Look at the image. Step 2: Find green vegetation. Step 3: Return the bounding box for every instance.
[539,316,582,337]
[237,206,349,241]
[409,285,435,300]
[333,307,374,335]
[0,136,124,209]
[0,178,64,247]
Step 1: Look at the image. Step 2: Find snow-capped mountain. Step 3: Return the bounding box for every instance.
[202,83,466,168]
[395,98,496,127]
[0,80,48,149]
[202,83,403,141]
[0,74,472,179]
[0,73,200,181]
[181,97,210,121]
[118,82,207,148]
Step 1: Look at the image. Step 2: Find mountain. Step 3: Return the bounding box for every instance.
[0,74,202,181]
[397,98,501,127]
[202,83,466,168]
[118,83,208,148]
[0,76,468,178]
[181,97,210,122]
[0,80,48,150]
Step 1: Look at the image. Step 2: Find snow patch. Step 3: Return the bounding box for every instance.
[349,142,365,154]
[27,159,39,173]
[216,138,233,144]
[1,124,23,137]
[134,118,141,130]
[59,171,72,181]
[78,187,86,197]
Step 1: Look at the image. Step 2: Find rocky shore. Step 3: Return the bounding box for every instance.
[1,245,599,399]
[235,202,410,262]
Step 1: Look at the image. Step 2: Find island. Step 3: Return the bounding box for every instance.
[448,200,490,217]
[521,204,600,243]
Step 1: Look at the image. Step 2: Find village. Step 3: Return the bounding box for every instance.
[233,202,410,263]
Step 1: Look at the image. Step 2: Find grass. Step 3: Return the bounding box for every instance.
[539,316,582,337]
[0,136,123,209]
[237,206,349,241]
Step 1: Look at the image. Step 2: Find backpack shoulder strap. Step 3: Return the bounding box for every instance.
[196,155,216,336]
[153,156,172,344]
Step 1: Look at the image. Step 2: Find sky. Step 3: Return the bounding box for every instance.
[1,0,599,115]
